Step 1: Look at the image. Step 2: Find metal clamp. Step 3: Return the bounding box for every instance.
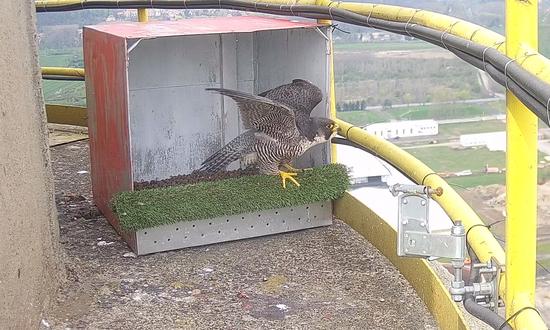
[391,184,500,310]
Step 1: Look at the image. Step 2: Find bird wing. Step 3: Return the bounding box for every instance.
[206,88,300,140]
[259,79,322,117]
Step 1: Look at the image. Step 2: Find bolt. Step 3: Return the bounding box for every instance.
[402,220,408,225]
[403,199,408,205]
[421,200,426,206]
[420,222,426,227]
[410,239,416,247]
[405,249,409,252]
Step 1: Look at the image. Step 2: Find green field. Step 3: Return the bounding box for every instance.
[334,41,436,52]
[337,102,505,126]
[406,145,550,187]
[408,146,505,173]
[437,120,506,137]
[39,48,85,106]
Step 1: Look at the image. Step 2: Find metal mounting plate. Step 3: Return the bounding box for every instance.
[135,201,332,255]
[397,193,429,257]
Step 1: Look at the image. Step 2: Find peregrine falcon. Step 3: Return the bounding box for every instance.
[200,80,338,188]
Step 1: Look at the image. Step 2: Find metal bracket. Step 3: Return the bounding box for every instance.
[393,184,464,259]
[391,183,501,311]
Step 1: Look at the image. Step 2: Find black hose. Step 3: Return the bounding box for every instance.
[42,75,85,81]
[464,297,512,330]
[36,0,550,126]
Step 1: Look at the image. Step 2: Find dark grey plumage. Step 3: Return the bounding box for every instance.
[199,80,336,181]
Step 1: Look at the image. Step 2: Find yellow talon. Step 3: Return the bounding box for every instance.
[279,171,301,189]
[282,163,303,173]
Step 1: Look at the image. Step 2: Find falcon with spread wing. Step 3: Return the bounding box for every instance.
[199,79,338,188]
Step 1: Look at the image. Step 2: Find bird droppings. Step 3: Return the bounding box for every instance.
[122,252,137,258]
[97,241,114,246]
[113,164,350,231]
[45,141,438,329]
[275,304,289,311]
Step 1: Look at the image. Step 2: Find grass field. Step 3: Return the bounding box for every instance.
[39,48,85,106]
[406,145,550,187]
[334,41,436,52]
[337,102,505,126]
[408,146,506,173]
[437,120,506,137]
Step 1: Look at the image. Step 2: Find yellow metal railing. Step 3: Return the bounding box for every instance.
[505,0,541,328]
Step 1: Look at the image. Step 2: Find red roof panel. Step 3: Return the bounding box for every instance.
[85,16,322,39]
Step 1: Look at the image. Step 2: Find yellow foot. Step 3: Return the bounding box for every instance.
[279,171,301,189]
[282,164,304,173]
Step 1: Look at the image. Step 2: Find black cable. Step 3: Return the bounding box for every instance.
[35,0,550,127]
[42,75,85,81]
[499,306,543,330]
[421,172,438,185]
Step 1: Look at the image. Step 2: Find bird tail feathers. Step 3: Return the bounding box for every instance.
[199,130,255,173]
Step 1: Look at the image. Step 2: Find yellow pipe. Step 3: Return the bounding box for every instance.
[137,8,148,22]
[505,0,543,329]
[334,193,469,330]
[41,66,85,78]
[334,119,507,294]
[35,0,550,85]
[330,2,550,82]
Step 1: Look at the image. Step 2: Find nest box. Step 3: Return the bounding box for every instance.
[84,16,334,254]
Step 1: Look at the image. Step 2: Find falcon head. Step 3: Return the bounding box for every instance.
[311,117,339,143]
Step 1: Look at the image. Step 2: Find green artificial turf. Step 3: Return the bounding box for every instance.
[113,164,350,231]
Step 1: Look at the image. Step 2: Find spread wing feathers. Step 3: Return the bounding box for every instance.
[199,130,256,173]
[206,88,299,139]
[258,79,322,117]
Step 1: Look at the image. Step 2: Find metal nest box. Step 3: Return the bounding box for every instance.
[84,16,333,254]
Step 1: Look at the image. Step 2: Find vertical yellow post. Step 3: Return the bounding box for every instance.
[315,0,337,162]
[505,1,544,328]
[138,8,148,22]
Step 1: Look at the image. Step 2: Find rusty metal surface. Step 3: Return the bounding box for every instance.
[84,28,133,220]
[86,16,321,39]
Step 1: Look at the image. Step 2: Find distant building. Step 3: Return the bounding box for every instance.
[336,145,390,188]
[459,131,506,151]
[363,119,438,139]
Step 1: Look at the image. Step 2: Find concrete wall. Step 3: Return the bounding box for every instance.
[0,1,62,328]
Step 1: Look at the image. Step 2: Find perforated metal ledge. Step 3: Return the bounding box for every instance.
[135,201,332,255]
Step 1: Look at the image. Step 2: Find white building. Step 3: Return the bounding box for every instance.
[364,119,438,139]
[459,131,506,151]
[336,145,390,187]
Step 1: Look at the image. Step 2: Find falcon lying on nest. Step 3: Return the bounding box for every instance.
[199,79,338,188]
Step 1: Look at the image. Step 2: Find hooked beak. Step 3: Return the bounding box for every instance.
[331,123,339,134]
